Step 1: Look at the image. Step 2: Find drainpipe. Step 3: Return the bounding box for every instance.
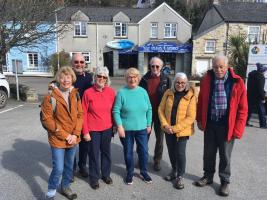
[96,23,98,68]
[225,23,229,55]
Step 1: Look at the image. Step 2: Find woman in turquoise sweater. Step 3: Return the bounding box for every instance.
[113,68,152,185]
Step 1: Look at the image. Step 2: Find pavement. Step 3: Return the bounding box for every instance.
[0,77,267,200]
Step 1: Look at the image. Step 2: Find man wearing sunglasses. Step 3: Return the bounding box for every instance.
[72,53,93,180]
[139,56,171,171]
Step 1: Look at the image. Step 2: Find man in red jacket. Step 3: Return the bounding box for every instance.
[194,55,248,197]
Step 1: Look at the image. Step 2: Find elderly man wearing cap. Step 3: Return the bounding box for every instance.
[247,63,267,129]
[82,66,116,190]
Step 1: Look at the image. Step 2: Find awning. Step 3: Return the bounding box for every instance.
[138,42,192,53]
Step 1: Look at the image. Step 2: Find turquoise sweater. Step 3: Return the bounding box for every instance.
[113,86,152,131]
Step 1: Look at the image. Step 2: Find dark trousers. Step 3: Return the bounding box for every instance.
[88,128,112,183]
[203,123,235,183]
[165,134,187,177]
[247,100,266,127]
[150,116,164,164]
[120,129,149,176]
[73,138,89,171]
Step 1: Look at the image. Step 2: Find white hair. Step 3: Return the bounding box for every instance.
[171,72,189,92]
[212,54,229,65]
[93,66,111,86]
[149,56,164,67]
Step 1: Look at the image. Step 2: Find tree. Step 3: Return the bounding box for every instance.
[228,34,249,80]
[49,50,71,76]
[0,0,69,73]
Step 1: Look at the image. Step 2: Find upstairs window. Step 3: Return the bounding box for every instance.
[74,22,87,36]
[28,53,38,68]
[164,23,177,38]
[114,22,127,37]
[205,40,216,53]
[248,26,260,43]
[150,23,158,38]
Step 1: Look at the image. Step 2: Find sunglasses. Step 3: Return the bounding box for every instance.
[151,65,160,69]
[96,75,108,80]
[74,60,85,64]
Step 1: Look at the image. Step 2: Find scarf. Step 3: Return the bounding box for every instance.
[211,71,228,121]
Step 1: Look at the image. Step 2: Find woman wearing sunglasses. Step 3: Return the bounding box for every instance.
[81,66,116,190]
[158,72,196,189]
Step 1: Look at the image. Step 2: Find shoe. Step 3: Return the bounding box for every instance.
[219,182,229,196]
[164,171,177,181]
[102,176,113,185]
[175,176,184,190]
[260,126,267,129]
[140,172,152,184]
[46,189,56,200]
[90,181,100,190]
[246,122,253,127]
[194,176,213,187]
[125,174,133,185]
[60,187,77,200]
[79,167,89,178]
[153,162,161,171]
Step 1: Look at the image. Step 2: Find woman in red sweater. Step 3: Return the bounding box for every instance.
[82,66,116,190]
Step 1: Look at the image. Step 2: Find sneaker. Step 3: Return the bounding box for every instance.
[153,162,161,171]
[125,174,133,185]
[246,122,253,127]
[219,182,230,196]
[102,176,113,184]
[194,176,213,187]
[60,187,77,200]
[175,176,184,189]
[90,181,100,190]
[46,189,56,200]
[164,171,177,181]
[140,172,152,184]
[79,167,89,178]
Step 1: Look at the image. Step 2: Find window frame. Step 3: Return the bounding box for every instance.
[70,52,91,64]
[74,21,87,37]
[164,23,177,38]
[114,22,127,38]
[150,22,158,38]
[27,52,38,68]
[205,40,216,53]
[248,26,260,43]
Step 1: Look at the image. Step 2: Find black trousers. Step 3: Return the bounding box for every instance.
[88,128,112,183]
[73,136,89,171]
[203,123,235,183]
[165,133,187,177]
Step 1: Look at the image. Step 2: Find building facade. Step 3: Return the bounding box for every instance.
[192,2,267,76]
[58,2,192,76]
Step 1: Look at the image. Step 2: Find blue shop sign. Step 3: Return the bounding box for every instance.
[138,42,192,53]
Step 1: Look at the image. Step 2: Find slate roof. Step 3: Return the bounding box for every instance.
[57,6,153,23]
[214,2,267,23]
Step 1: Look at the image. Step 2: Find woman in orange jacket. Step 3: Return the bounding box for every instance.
[41,66,83,200]
[158,72,196,190]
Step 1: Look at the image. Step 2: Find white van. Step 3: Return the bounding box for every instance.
[0,73,10,109]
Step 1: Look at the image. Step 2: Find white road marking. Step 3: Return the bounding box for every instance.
[0,105,24,114]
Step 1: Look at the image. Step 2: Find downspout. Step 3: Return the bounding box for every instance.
[225,22,229,55]
[96,23,98,67]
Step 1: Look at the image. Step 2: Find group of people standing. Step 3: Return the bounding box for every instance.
[41,53,249,200]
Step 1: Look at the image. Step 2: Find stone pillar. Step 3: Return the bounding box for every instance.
[184,53,192,75]
[175,54,183,73]
[113,50,119,76]
[138,52,145,75]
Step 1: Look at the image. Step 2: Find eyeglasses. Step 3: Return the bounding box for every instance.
[74,60,85,64]
[151,65,160,69]
[96,75,108,80]
[176,81,186,85]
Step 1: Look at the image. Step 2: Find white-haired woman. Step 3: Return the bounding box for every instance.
[82,66,116,190]
[158,72,196,189]
[113,68,152,185]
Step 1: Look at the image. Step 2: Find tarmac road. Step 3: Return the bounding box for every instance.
[0,77,266,200]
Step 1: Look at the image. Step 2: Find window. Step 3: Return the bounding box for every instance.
[114,22,127,37]
[71,52,91,64]
[28,53,38,68]
[150,23,158,38]
[164,23,177,38]
[74,22,87,36]
[205,40,216,53]
[248,26,260,43]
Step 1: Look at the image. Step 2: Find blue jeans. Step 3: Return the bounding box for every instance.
[120,129,148,177]
[48,145,77,190]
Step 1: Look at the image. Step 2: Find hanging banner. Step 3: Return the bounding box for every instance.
[138,42,192,53]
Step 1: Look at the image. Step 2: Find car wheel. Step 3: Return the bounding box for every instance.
[0,89,8,109]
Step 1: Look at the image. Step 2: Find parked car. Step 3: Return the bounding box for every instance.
[0,73,10,109]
